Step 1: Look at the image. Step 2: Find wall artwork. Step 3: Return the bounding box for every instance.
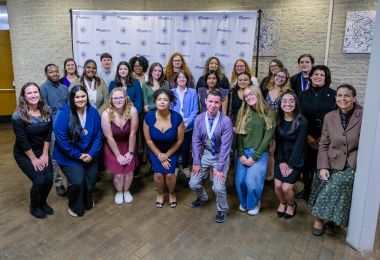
[343,11,376,54]
[253,9,281,57]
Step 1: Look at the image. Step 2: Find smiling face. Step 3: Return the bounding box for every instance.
[85,62,97,79]
[298,56,313,74]
[205,94,222,117]
[310,69,326,87]
[280,93,296,115]
[152,65,163,81]
[46,65,60,82]
[101,57,112,71]
[156,93,170,111]
[24,85,40,107]
[235,61,246,74]
[176,72,187,88]
[118,64,129,78]
[172,55,182,70]
[65,61,76,75]
[336,87,356,112]
[237,73,251,90]
[208,58,219,71]
[133,60,143,75]
[274,71,287,87]
[111,90,126,109]
[243,88,258,107]
[206,73,217,89]
[269,62,280,75]
[74,90,88,110]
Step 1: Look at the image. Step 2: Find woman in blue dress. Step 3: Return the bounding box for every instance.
[143,89,184,208]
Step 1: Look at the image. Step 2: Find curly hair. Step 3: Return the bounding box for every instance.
[267,68,292,95]
[17,82,51,123]
[114,61,134,87]
[153,88,176,104]
[235,85,274,133]
[202,56,226,80]
[129,55,149,73]
[107,87,133,123]
[230,59,252,85]
[164,52,194,85]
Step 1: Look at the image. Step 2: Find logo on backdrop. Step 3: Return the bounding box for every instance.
[241,27,248,34]
[199,52,207,59]
[160,52,167,60]
[201,27,208,34]
[239,52,246,58]
[140,40,147,46]
[142,15,149,21]
[116,16,132,20]
[180,40,186,47]
[116,41,131,45]
[76,40,90,45]
[96,28,111,32]
[137,28,152,33]
[236,41,250,45]
[182,15,189,21]
[75,15,91,19]
[223,14,229,20]
[80,51,87,58]
[161,27,168,34]
[158,16,173,20]
[219,39,227,46]
[196,41,210,46]
[135,53,151,58]
[239,16,254,20]
[215,52,230,58]
[120,52,127,59]
[217,28,232,33]
[100,15,107,21]
[198,16,214,20]
[80,26,86,33]
[100,39,106,46]
[120,27,127,34]
[177,28,192,33]
[156,41,171,46]
[195,65,205,70]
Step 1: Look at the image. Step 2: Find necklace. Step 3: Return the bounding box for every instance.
[311,87,319,96]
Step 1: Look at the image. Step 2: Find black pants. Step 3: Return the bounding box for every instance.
[60,158,99,216]
[14,150,53,210]
[179,130,193,169]
[303,145,318,196]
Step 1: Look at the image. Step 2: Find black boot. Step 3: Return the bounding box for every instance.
[67,184,84,216]
[40,181,54,215]
[30,184,46,219]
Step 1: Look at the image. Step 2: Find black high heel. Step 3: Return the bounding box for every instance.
[277,202,287,218]
[284,202,297,219]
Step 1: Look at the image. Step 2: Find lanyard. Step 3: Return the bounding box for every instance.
[301,74,309,92]
[205,111,220,140]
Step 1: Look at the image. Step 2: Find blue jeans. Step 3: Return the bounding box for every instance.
[235,148,269,210]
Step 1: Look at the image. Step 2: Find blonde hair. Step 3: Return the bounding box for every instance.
[107,87,133,122]
[235,85,274,133]
[267,67,292,95]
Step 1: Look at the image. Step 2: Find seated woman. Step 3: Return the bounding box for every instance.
[164,52,194,89]
[196,56,229,90]
[59,58,79,87]
[274,91,308,219]
[12,82,54,219]
[129,55,149,85]
[259,58,284,94]
[198,71,229,115]
[142,62,169,113]
[102,88,139,205]
[53,85,103,217]
[170,70,199,177]
[70,59,109,114]
[143,89,184,208]
[235,86,275,215]
[230,59,258,87]
[109,61,143,115]
[309,84,363,236]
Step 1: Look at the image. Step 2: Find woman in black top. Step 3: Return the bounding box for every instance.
[229,71,252,127]
[298,65,336,200]
[290,54,315,96]
[274,91,308,218]
[196,56,229,90]
[12,82,54,219]
[259,58,284,94]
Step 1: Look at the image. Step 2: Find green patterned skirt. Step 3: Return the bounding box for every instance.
[308,165,355,227]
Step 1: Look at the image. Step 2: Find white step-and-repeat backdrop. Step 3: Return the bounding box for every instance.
[72,10,257,81]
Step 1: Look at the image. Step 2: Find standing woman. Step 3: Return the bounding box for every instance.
[143,89,184,208]
[171,70,199,177]
[102,88,139,205]
[142,63,168,113]
[53,85,103,217]
[229,71,252,127]
[298,65,336,200]
[70,59,109,114]
[274,92,308,219]
[129,56,149,85]
[309,84,362,236]
[230,59,259,87]
[235,86,276,215]
[198,71,229,115]
[109,61,143,114]
[260,59,284,93]
[12,82,54,219]
[59,58,79,87]
[196,56,230,90]
[164,52,195,89]
[290,54,315,96]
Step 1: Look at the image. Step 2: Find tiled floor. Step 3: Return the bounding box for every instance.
[0,123,378,259]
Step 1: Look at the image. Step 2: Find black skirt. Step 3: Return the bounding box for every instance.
[274,163,300,184]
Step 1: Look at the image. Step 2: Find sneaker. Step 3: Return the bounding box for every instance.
[190,198,207,208]
[239,204,247,212]
[248,201,261,216]
[123,191,133,204]
[182,168,191,178]
[67,207,78,217]
[215,211,228,223]
[56,185,67,197]
[114,192,124,205]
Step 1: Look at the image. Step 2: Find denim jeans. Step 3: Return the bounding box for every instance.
[235,148,269,210]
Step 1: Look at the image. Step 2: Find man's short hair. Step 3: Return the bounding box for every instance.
[206,90,222,100]
[100,53,112,61]
[44,64,58,73]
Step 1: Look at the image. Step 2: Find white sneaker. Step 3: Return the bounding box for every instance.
[124,191,133,204]
[248,201,261,216]
[239,204,247,212]
[115,192,124,205]
[67,207,78,217]
[182,168,191,178]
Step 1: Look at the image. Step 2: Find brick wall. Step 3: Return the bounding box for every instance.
[7,0,377,102]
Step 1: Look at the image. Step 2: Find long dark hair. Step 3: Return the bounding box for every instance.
[69,85,90,143]
[114,61,133,87]
[277,91,305,135]
[205,71,220,90]
[146,62,165,87]
[17,82,51,123]
[80,59,101,88]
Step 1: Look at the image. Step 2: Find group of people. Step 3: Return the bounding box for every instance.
[12,52,362,236]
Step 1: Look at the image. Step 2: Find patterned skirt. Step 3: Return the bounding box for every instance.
[308,164,355,227]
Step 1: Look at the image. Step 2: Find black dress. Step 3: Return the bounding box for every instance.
[274,119,308,184]
[229,86,243,126]
[196,74,230,91]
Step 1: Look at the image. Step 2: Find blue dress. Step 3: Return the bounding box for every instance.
[144,109,183,174]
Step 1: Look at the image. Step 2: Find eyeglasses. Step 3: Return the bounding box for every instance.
[173,59,182,63]
[270,64,279,68]
[112,97,125,101]
[244,92,255,99]
[275,74,287,80]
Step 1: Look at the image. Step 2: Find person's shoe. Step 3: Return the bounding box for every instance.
[284,202,297,219]
[67,207,78,217]
[115,192,124,205]
[169,193,177,208]
[30,205,47,219]
[324,221,338,236]
[123,191,133,204]
[175,168,179,176]
[277,202,287,218]
[295,189,304,199]
[41,202,54,215]
[215,211,228,223]
[56,185,67,197]
[239,204,247,212]
[248,201,261,216]
[311,226,325,236]
[182,168,191,178]
[190,198,207,208]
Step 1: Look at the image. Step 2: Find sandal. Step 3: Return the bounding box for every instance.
[277,202,287,218]
[169,192,177,208]
[156,192,164,208]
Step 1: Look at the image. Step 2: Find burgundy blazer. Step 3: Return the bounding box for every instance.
[317,107,363,171]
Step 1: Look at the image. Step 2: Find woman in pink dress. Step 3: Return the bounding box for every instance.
[101,87,139,205]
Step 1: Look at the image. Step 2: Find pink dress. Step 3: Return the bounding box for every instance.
[104,120,138,174]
